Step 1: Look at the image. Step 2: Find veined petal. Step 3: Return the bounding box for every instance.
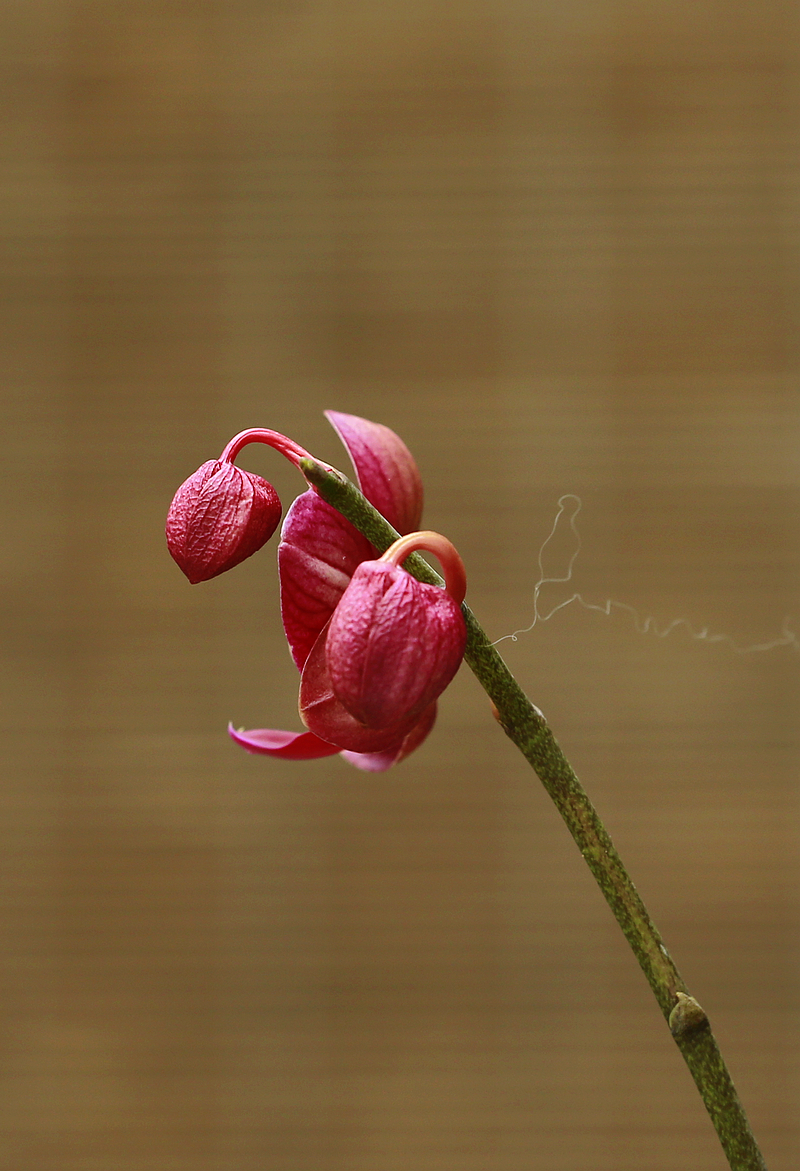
[278,490,374,670]
[278,413,425,671]
[228,723,340,760]
[166,460,281,583]
[325,411,423,534]
[298,623,422,753]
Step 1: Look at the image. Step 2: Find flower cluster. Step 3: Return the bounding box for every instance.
[166,412,467,771]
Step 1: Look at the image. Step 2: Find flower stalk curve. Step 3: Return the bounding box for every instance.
[379,530,467,605]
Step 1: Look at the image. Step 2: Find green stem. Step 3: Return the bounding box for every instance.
[300,458,768,1171]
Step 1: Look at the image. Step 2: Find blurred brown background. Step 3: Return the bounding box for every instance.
[2,2,799,1168]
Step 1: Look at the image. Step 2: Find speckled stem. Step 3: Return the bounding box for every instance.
[299,457,767,1171]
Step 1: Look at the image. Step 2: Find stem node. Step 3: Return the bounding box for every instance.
[670,992,710,1038]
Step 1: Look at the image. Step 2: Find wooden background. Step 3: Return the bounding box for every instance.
[3,2,799,1168]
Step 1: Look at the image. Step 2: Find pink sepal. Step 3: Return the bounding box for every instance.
[227,723,340,760]
[298,623,422,753]
[277,412,424,672]
[325,410,423,534]
[278,491,374,671]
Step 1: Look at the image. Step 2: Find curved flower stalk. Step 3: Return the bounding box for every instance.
[167,411,465,771]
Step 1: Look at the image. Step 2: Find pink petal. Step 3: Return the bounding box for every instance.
[278,413,425,671]
[278,491,374,671]
[340,702,438,772]
[228,723,340,760]
[298,623,422,753]
[325,411,423,535]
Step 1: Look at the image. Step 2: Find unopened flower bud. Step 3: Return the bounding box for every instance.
[166,460,281,583]
[325,534,467,731]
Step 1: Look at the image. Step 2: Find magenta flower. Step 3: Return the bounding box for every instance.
[284,528,467,770]
[166,461,281,584]
[318,531,467,734]
[168,411,467,772]
[166,429,312,583]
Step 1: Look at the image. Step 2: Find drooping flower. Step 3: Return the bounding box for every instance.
[284,529,467,769]
[167,410,467,771]
[166,460,281,584]
[319,531,467,734]
[166,428,318,584]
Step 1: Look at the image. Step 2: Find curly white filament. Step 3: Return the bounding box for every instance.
[493,494,799,656]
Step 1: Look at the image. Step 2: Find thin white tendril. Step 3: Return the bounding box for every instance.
[492,494,799,656]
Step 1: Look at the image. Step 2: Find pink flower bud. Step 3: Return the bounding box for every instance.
[166,460,281,583]
[324,538,467,731]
